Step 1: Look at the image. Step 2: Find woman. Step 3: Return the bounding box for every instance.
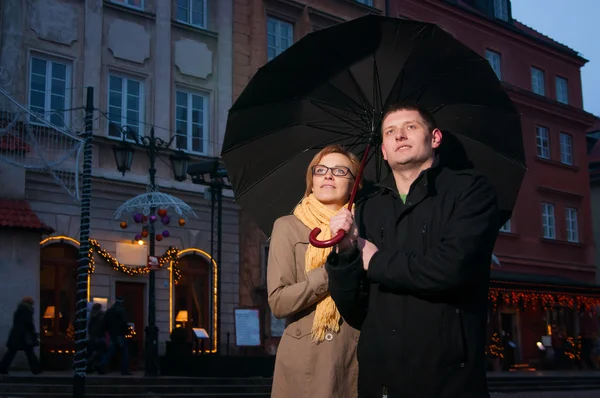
[267,144,361,398]
[0,296,42,375]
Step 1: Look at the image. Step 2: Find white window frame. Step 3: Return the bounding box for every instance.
[175,0,207,29]
[174,88,210,155]
[267,17,293,62]
[493,0,509,21]
[499,219,511,233]
[28,55,72,128]
[542,203,556,240]
[110,0,144,10]
[531,67,545,96]
[485,49,502,80]
[106,73,145,140]
[536,126,550,159]
[559,132,573,165]
[565,207,579,243]
[556,76,568,104]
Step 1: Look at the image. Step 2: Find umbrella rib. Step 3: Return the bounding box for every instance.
[308,100,370,131]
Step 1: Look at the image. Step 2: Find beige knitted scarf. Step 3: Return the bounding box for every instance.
[293,193,350,342]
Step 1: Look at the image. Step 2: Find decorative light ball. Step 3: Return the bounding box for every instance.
[133,213,142,223]
[157,209,168,217]
[178,218,186,227]
[162,230,170,238]
[120,221,128,229]
[161,216,170,225]
[156,234,163,241]
[149,215,158,223]
[141,230,149,238]
[135,234,142,241]
[142,215,148,223]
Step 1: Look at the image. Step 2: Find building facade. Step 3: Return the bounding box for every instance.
[0,0,238,370]
[389,0,599,367]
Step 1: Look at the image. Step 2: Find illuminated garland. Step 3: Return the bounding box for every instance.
[488,288,600,312]
[88,239,182,283]
[486,332,504,359]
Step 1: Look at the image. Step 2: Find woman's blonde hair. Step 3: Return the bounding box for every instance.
[304,144,361,198]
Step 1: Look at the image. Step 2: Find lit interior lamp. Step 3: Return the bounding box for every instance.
[43,306,63,319]
[137,240,144,245]
[175,310,188,328]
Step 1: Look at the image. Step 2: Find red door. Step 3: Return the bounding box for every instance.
[115,282,145,369]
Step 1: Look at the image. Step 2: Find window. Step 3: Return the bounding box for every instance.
[267,17,293,61]
[493,0,509,21]
[499,219,511,232]
[28,56,71,127]
[531,67,545,95]
[485,49,502,80]
[536,126,550,159]
[107,74,144,139]
[111,0,143,9]
[566,207,579,243]
[556,76,568,104]
[559,133,573,165]
[542,203,556,239]
[355,0,374,5]
[176,0,206,28]
[175,89,209,154]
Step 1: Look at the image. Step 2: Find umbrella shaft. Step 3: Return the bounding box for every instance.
[347,143,372,209]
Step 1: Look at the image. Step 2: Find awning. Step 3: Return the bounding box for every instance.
[489,271,600,311]
[0,199,54,234]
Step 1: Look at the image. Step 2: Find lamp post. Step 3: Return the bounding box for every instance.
[111,125,189,376]
[188,159,230,353]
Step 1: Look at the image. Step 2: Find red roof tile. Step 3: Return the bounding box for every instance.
[0,199,54,233]
[0,133,30,152]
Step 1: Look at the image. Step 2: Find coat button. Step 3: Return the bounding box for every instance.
[456,309,460,314]
[406,201,412,206]
[295,328,301,336]
[325,333,333,341]
[460,362,465,368]
[391,329,396,335]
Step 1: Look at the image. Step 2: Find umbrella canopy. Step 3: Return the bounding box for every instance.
[222,15,526,236]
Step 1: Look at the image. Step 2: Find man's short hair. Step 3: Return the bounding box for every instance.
[382,101,437,133]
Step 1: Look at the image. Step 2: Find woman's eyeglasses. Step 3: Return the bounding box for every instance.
[312,165,354,178]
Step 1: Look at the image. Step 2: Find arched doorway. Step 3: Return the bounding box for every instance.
[39,242,78,353]
[174,254,211,347]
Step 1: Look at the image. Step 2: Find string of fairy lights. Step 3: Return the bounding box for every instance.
[87,239,182,283]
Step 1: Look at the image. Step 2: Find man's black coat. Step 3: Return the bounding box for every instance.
[326,162,501,398]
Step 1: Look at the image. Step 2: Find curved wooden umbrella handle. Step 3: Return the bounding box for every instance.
[309,228,346,248]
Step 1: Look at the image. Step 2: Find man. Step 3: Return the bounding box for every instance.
[326,102,501,398]
[97,297,132,375]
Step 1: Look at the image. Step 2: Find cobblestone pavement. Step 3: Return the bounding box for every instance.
[491,392,600,397]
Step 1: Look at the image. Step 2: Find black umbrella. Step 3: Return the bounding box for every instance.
[222,15,526,245]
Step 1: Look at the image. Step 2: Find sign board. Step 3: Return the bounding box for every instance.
[147,255,161,270]
[234,308,261,347]
[270,311,285,337]
[193,328,209,339]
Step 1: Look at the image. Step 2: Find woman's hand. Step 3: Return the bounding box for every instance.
[329,208,358,252]
[357,238,378,271]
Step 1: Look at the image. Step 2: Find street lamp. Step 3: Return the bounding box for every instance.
[110,124,190,376]
[188,158,230,354]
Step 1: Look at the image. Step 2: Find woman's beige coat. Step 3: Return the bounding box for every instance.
[267,215,359,398]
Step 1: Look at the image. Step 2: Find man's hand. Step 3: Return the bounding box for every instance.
[330,208,357,252]
[358,238,378,271]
